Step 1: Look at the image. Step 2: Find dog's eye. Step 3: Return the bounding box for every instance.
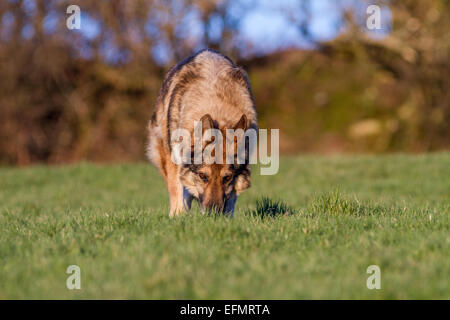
[222,175,232,183]
[198,173,208,182]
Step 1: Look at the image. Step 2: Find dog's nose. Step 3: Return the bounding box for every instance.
[211,204,224,213]
[202,202,224,214]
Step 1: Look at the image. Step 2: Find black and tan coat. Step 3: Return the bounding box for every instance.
[147,49,257,216]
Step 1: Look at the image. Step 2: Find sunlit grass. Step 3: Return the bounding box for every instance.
[0,153,449,299]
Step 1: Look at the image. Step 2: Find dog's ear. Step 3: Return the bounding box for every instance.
[194,114,216,152]
[232,114,250,164]
[234,114,248,131]
[199,114,214,133]
[234,166,251,195]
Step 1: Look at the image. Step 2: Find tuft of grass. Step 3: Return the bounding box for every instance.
[311,189,365,216]
[310,190,410,217]
[247,196,295,218]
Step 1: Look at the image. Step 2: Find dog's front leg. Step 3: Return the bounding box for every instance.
[168,183,185,217]
[223,193,237,218]
[183,187,194,212]
[166,162,185,217]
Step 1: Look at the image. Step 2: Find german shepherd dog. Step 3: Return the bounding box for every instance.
[147,49,257,217]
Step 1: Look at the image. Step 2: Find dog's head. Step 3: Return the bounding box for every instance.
[179,114,252,213]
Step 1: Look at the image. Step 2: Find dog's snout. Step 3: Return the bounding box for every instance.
[201,194,225,213]
[203,200,224,213]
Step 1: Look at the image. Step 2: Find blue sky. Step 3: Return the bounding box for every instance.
[239,0,343,51]
[5,0,392,64]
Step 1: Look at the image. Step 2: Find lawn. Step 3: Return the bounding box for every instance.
[0,153,448,299]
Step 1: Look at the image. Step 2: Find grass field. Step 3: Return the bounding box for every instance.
[0,153,449,299]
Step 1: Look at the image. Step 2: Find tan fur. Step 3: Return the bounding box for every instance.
[147,49,257,217]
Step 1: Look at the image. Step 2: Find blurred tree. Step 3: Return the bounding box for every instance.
[0,0,448,164]
[324,0,450,150]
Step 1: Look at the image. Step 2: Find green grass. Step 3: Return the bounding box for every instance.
[0,153,449,299]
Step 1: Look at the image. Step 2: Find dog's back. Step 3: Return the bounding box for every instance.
[148,49,256,160]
